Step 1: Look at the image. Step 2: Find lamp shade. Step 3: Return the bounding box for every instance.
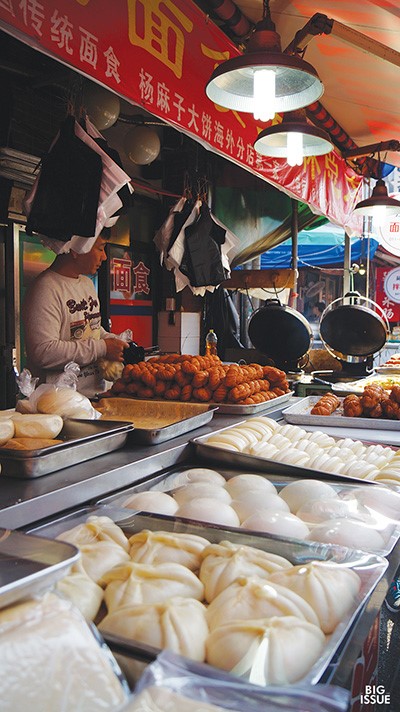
[353,179,400,217]
[254,110,333,164]
[205,8,323,120]
[83,83,120,130]
[123,125,161,165]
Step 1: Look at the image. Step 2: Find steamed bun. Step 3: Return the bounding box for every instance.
[101,561,204,612]
[206,616,325,685]
[225,474,277,498]
[170,468,226,487]
[199,540,292,603]
[231,492,289,524]
[56,558,103,621]
[308,518,386,552]
[128,529,209,571]
[206,575,320,631]
[173,483,231,505]
[241,510,310,539]
[122,491,178,516]
[279,480,338,514]
[268,561,361,633]
[175,498,240,528]
[99,597,209,662]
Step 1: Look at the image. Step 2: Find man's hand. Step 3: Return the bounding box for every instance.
[104,338,129,362]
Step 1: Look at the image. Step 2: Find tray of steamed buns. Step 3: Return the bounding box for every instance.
[190,416,400,488]
[27,504,387,688]
[96,466,400,558]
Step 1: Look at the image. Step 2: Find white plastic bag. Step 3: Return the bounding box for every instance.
[97,329,133,382]
[16,363,101,419]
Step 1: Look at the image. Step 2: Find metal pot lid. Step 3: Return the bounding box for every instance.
[248,300,312,366]
[319,294,389,362]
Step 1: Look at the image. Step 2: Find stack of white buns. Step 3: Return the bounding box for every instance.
[53,514,363,686]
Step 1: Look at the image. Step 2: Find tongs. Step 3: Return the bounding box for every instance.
[124,343,160,365]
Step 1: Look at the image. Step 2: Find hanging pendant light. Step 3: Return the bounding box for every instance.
[205,0,323,121]
[353,178,400,222]
[254,109,333,165]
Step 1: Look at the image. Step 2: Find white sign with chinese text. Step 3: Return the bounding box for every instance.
[384,267,400,304]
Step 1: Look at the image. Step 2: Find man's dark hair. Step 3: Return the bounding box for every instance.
[316,301,326,314]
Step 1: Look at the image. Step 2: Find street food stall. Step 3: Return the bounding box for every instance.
[1,1,400,710]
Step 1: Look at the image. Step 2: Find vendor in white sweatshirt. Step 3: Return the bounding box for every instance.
[22,235,128,397]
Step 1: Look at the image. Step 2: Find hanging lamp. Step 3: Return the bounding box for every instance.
[205,0,323,122]
[254,109,333,165]
[353,178,400,221]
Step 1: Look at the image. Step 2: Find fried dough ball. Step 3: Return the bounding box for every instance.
[192,370,209,388]
[213,385,228,402]
[382,399,400,419]
[390,386,400,404]
[360,386,384,411]
[262,366,287,383]
[343,394,363,418]
[180,385,193,402]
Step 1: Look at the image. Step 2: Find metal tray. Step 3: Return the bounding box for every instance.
[375,365,400,374]
[283,396,400,432]
[95,398,217,445]
[332,373,400,394]
[96,467,400,557]
[213,391,294,415]
[0,528,79,610]
[28,505,388,687]
[191,429,395,487]
[0,419,133,478]
[97,392,293,417]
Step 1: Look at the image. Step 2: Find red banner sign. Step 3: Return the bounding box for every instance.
[0,0,363,233]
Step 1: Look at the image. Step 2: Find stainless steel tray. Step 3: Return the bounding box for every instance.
[96,398,217,444]
[0,419,133,478]
[97,392,293,417]
[214,390,294,414]
[28,505,388,687]
[191,430,393,487]
[97,467,400,557]
[332,373,400,394]
[283,396,400,432]
[0,528,79,609]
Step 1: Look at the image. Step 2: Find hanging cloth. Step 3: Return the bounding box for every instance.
[180,202,226,287]
[25,114,102,242]
[153,196,187,267]
[83,115,133,219]
[27,117,133,255]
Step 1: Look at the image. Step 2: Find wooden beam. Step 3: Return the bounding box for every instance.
[221,269,295,290]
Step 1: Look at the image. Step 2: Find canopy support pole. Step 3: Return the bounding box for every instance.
[343,232,351,295]
[291,199,298,309]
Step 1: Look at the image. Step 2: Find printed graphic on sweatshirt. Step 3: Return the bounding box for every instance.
[66,295,101,340]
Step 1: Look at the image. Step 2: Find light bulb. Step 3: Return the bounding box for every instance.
[372,206,388,228]
[287,132,303,166]
[253,68,275,122]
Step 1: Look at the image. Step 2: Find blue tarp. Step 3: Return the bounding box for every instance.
[261,225,379,268]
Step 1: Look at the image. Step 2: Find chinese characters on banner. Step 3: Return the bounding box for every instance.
[375,266,400,323]
[0,0,363,233]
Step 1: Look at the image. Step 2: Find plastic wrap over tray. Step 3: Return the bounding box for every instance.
[95,466,400,558]
[27,504,388,687]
